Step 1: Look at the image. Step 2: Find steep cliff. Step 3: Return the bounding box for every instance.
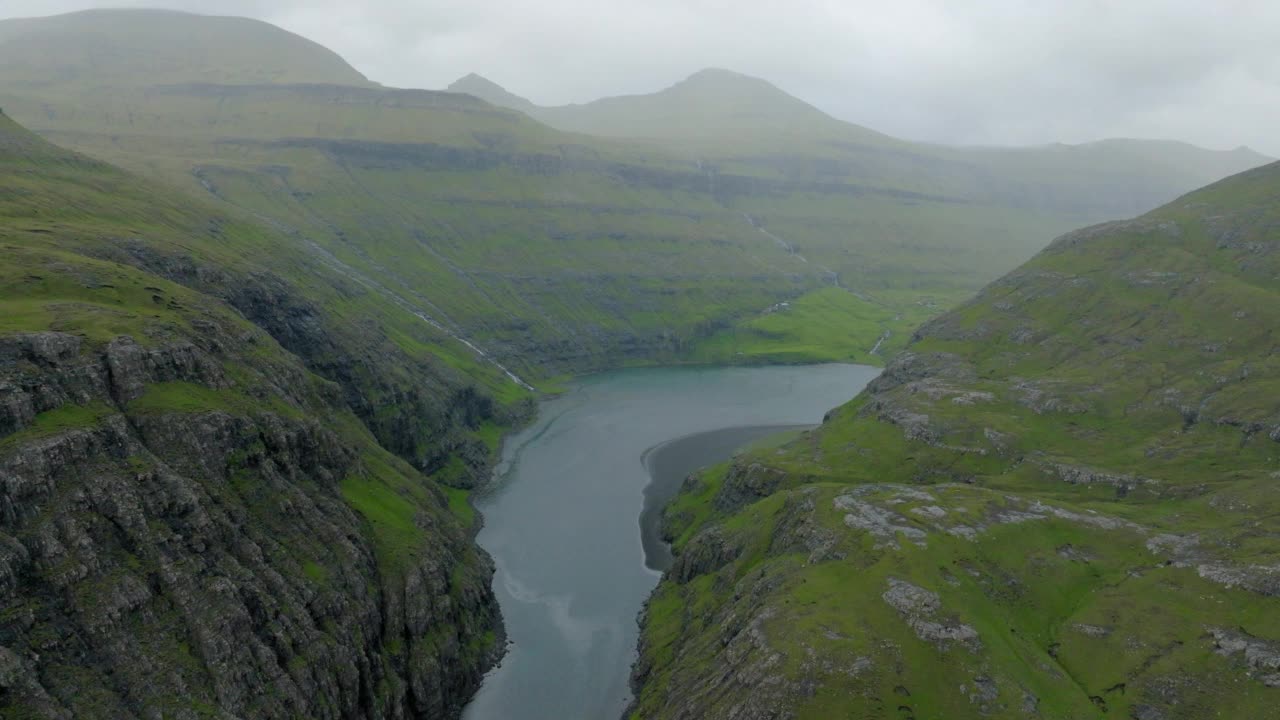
[633,163,1280,719]
[0,110,532,483]
[0,113,510,717]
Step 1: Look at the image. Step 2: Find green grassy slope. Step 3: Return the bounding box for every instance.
[0,107,530,473]
[0,8,371,88]
[0,10,1269,373]
[632,162,1280,719]
[0,70,834,373]
[0,113,506,717]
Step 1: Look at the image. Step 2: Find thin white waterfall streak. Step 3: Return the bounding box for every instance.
[870,330,890,355]
[744,213,808,263]
[301,239,535,390]
[192,168,533,390]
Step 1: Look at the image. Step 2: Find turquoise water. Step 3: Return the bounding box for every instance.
[462,364,880,720]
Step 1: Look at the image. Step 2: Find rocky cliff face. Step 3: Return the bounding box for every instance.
[0,113,508,718]
[0,321,499,719]
[87,237,530,489]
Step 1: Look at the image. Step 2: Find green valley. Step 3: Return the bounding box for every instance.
[0,10,1269,375]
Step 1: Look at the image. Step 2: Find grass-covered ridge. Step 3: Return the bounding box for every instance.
[0,107,531,458]
[632,162,1280,719]
[0,9,371,88]
[0,106,492,553]
[0,9,1270,375]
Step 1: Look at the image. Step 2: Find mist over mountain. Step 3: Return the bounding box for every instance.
[4,1,1278,155]
[0,6,1276,720]
[509,67,891,144]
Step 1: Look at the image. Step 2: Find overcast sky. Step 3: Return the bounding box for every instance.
[3,0,1278,155]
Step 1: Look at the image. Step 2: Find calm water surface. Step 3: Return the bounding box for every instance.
[462,364,880,720]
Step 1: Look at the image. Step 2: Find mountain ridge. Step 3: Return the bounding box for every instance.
[448,69,1274,165]
[446,66,897,144]
[0,8,373,88]
[446,72,538,113]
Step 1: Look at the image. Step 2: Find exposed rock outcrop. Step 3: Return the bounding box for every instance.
[0,322,499,718]
[882,578,981,652]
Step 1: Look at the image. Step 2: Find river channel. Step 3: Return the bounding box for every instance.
[462,364,880,720]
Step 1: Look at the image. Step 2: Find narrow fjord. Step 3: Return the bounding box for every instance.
[464,365,878,719]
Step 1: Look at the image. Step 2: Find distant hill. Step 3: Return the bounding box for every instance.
[950,137,1274,215]
[451,70,1270,167]
[533,68,893,145]
[448,67,895,147]
[0,9,371,89]
[634,160,1280,718]
[447,72,539,113]
[447,68,1271,216]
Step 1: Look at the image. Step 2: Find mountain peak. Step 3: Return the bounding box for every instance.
[684,67,757,81]
[447,73,537,112]
[666,67,793,99]
[520,66,890,144]
[451,72,502,91]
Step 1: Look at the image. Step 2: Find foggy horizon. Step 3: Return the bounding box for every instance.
[2,0,1277,156]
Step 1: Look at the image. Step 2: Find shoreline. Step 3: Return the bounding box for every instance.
[639,424,814,572]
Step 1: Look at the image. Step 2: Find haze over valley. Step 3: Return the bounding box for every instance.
[0,5,1276,720]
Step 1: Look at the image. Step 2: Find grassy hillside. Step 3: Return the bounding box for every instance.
[0,8,371,88]
[0,112,512,717]
[632,162,1280,719]
[0,105,535,478]
[0,9,1269,374]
